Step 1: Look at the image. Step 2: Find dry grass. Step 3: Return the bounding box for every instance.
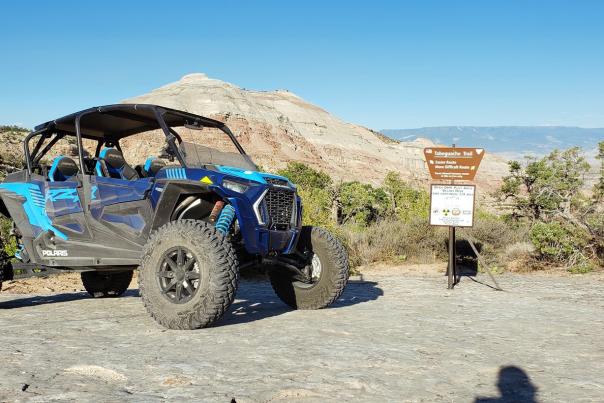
[341,216,532,270]
[341,219,448,268]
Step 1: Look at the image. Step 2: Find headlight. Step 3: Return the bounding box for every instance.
[222,179,249,194]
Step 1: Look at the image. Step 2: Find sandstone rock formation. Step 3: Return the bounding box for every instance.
[119,73,507,191]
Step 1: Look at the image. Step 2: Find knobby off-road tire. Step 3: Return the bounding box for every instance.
[270,226,349,309]
[138,220,239,330]
[81,270,133,298]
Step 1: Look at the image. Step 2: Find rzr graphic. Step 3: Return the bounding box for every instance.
[0,104,349,329]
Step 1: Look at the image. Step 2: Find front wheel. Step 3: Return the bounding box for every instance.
[138,220,239,330]
[269,226,349,309]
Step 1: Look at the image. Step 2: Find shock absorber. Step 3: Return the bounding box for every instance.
[209,200,225,222]
[215,204,236,236]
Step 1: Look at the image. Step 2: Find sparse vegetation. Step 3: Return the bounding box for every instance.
[0,128,601,274]
[278,142,603,274]
[278,162,529,271]
[0,125,29,133]
[0,126,28,256]
[497,142,604,272]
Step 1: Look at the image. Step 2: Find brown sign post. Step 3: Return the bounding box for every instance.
[425,146,484,289]
[423,147,485,181]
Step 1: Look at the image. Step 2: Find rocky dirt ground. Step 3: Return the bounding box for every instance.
[0,265,603,402]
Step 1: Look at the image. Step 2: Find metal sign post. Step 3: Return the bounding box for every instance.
[425,145,483,289]
[430,183,476,288]
[448,226,456,289]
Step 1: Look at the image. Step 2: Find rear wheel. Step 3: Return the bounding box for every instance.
[138,220,239,330]
[81,270,133,298]
[269,226,349,309]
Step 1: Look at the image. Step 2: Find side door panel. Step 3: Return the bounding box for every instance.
[45,178,91,241]
[86,175,154,248]
[0,174,94,265]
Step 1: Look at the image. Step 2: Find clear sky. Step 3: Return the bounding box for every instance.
[1,1,603,130]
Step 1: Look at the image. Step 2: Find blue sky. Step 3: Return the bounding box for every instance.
[1,1,603,130]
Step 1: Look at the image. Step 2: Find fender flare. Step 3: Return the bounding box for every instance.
[150,181,219,230]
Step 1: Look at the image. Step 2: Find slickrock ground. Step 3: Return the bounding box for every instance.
[1,266,602,402]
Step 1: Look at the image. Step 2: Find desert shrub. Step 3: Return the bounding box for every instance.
[341,218,447,268]
[276,162,336,229]
[497,145,603,272]
[383,172,430,221]
[0,216,16,257]
[529,221,586,261]
[529,221,594,272]
[297,187,334,230]
[585,213,604,260]
[460,214,530,267]
[497,148,590,221]
[0,125,28,132]
[339,181,391,226]
[277,162,331,190]
[502,242,535,263]
[592,141,604,200]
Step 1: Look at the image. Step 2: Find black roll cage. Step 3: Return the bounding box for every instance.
[23,104,248,178]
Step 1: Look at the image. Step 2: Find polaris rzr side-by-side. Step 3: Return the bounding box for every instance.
[0,104,349,329]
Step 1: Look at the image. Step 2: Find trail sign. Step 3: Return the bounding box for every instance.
[429,184,475,227]
[423,147,485,181]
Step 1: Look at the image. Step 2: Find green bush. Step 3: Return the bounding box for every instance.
[277,162,331,190]
[383,172,430,222]
[339,181,391,227]
[0,216,17,258]
[297,187,334,230]
[530,221,581,261]
[529,221,591,270]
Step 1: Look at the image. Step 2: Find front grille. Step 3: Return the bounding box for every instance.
[264,188,295,229]
[264,177,289,187]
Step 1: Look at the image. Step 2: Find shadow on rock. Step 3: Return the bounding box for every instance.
[475,366,538,403]
[331,280,384,307]
[0,289,139,309]
[217,279,383,327]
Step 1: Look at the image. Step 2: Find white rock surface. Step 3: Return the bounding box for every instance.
[1,272,602,401]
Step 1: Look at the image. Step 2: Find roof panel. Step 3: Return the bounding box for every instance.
[33,104,224,140]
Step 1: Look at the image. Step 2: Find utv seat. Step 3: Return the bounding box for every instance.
[141,157,166,177]
[48,156,79,182]
[95,148,139,180]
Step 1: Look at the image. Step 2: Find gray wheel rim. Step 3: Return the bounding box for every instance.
[158,246,200,304]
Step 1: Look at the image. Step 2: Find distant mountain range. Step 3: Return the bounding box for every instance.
[381,126,603,161]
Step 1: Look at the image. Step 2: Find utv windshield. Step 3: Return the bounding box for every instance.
[178,141,257,171]
[167,115,257,171]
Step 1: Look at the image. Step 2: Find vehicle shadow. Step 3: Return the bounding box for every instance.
[0,289,139,309]
[474,366,538,403]
[217,279,384,327]
[0,280,383,327]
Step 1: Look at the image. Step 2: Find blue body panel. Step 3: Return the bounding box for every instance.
[0,163,301,262]
[152,165,301,255]
[0,181,69,240]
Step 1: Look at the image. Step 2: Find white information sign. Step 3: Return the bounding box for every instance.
[429,185,475,227]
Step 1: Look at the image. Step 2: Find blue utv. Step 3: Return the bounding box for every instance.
[0,104,349,329]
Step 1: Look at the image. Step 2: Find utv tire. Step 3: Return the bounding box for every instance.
[81,270,133,298]
[138,220,239,330]
[270,226,348,309]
